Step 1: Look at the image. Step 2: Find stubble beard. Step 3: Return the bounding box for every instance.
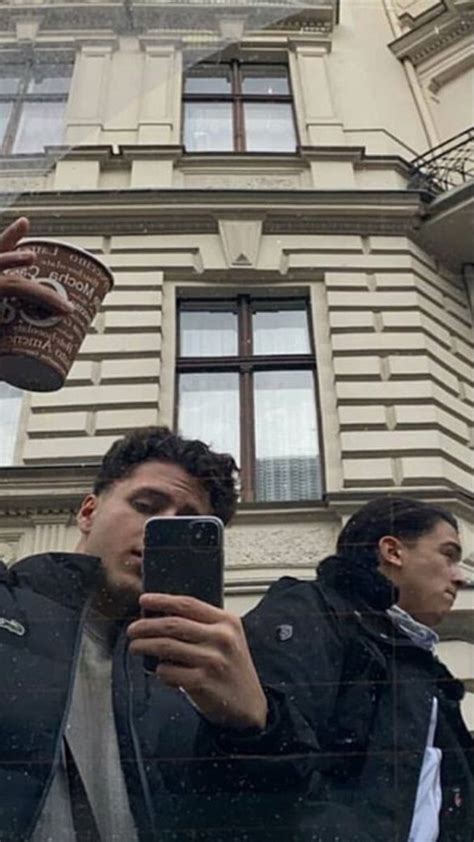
[93,565,142,620]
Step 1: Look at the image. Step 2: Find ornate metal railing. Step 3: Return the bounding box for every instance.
[408,127,474,194]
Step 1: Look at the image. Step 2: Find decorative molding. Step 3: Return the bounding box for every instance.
[219,218,263,267]
[390,4,474,65]
[0,0,340,41]
[0,185,427,240]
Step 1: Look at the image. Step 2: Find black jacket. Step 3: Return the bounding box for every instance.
[199,560,474,841]
[1,552,473,842]
[0,552,215,842]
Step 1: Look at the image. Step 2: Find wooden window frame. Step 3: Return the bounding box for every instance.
[175,295,323,503]
[182,60,299,153]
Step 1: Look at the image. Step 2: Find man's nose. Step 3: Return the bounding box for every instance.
[453,564,467,589]
[158,505,180,517]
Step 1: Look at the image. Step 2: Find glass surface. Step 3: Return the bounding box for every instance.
[241,66,290,96]
[184,102,233,151]
[178,372,240,465]
[180,309,238,356]
[0,384,22,466]
[0,73,21,94]
[184,67,232,95]
[0,103,11,146]
[254,370,321,501]
[253,304,310,355]
[28,66,72,94]
[13,101,66,153]
[244,103,296,152]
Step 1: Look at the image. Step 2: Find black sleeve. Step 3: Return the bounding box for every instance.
[191,577,346,793]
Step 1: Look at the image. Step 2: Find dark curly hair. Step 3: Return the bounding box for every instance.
[93,426,239,524]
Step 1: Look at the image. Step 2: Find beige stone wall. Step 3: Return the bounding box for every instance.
[17,231,473,500]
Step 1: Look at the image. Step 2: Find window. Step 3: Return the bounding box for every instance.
[0,384,22,465]
[0,62,72,154]
[176,297,322,502]
[183,61,297,153]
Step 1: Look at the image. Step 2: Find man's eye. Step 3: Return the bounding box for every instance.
[132,500,152,513]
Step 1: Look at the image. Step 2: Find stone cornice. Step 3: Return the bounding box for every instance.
[0,464,96,516]
[1,466,473,523]
[390,3,474,65]
[0,0,340,40]
[0,185,428,238]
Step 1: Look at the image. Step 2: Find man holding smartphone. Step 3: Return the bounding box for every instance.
[0,426,266,842]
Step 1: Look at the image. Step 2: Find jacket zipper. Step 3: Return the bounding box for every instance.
[26,599,91,839]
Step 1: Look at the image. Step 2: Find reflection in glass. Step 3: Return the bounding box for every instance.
[13,101,66,153]
[253,305,310,355]
[28,69,72,95]
[178,372,240,465]
[241,67,290,96]
[184,68,232,95]
[0,75,20,95]
[184,102,233,151]
[180,310,238,357]
[0,103,11,146]
[254,370,320,501]
[244,103,296,152]
[0,384,22,466]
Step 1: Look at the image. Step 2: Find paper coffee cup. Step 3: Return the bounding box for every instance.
[0,239,113,391]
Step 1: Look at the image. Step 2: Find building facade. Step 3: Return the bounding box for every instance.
[0,0,473,724]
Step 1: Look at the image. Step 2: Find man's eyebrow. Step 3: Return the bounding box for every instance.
[129,487,169,500]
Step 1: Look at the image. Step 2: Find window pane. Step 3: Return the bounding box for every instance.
[244,103,296,152]
[0,383,22,466]
[0,73,22,94]
[254,370,321,501]
[0,103,12,146]
[28,65,72,94]
[184,102,233,151]
[178,373,240,465]
[13,101,66,153]
[253,303,310,355]
[241,66,290,96]
[180,309,238,357]
[185,67,232,95]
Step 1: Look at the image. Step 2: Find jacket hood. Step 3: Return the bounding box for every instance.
[4,552,102,611]
[317,553,398,611]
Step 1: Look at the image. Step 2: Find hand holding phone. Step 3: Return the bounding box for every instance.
[127,515,268,730]
[141,516,224,673]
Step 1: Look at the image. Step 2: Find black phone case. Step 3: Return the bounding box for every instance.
[142,516,224,674]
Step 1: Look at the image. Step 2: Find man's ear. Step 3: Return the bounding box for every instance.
[378,535,404,570]
[76,493,99,537]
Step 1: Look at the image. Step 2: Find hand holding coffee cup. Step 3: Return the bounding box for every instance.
[0,218,113,391]
[0,218,74,316]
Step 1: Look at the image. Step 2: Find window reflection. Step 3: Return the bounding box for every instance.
[0,63,72,155]
[178,371,240,464]
[0,383,22,465]
[180,309,238,357]
[254,370,321,501]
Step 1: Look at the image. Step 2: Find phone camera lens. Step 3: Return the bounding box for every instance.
[190,522,217,549]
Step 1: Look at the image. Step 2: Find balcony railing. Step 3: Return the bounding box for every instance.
[408,127,474,194]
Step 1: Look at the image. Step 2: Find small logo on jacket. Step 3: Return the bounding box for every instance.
[276,624,293,642]
[0,617,26,636]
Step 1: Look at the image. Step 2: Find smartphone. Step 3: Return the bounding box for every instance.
[141,515,224,673]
